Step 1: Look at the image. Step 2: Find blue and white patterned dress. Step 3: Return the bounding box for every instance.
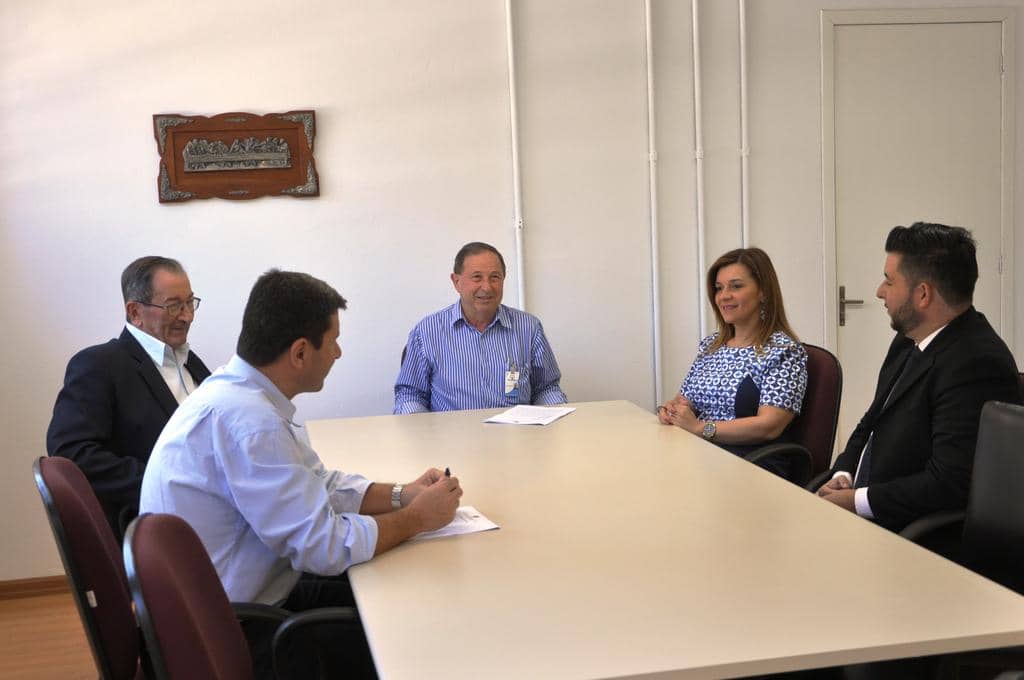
[679,331,808,473]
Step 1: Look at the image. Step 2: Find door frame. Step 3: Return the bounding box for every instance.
[820,7,1016,351]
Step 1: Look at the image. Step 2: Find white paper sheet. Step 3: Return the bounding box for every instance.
[409,506,499,541]
[484,405,576,425]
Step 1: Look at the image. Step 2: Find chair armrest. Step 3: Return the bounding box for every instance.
[744,443,812,486]
[271,607,362,680]
[230,601,292,625]
[805,469,833,493]
[898,510,966,543]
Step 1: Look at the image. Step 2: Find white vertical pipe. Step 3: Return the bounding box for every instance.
[505,0,526,310]
[739,0,750,247]
[644,0,663,405]
[692,0,708,337]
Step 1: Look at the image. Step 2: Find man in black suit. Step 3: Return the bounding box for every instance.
[47,256,211,538]
[817,222,1020,533]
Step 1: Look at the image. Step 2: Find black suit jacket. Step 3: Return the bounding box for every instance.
[832,307,1020,532]
[47,328,211,534]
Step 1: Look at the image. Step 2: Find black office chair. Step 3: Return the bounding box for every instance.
[902,401,1024,677]
[746,343,843,487]
[899,400,1024,562]
[958,400,1024,593]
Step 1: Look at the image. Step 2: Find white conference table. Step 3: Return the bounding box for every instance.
[308,400,1024,679]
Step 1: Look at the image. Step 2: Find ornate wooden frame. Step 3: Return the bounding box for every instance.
[153,110,319,202]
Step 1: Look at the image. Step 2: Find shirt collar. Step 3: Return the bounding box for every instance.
[917,323,947,352]
[125,323,190,366]
[225,354,297,422]
[447,302,509,330]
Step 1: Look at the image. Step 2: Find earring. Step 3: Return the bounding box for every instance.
[759,302,766,321]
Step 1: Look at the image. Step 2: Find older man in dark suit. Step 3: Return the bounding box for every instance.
[818,222,1020,533]
[47,256,210,538]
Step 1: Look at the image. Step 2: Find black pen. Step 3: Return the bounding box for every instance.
[444,467,451,478]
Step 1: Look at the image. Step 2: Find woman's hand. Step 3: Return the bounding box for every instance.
[666,402,700,434]
[657,394,683,424]
[658,394,699,434]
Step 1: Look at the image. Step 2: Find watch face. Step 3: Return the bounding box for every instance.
[703,422,715,439]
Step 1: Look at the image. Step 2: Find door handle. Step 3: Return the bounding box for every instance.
[839,285,864,326]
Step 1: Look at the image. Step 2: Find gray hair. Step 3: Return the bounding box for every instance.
[121,256,185,320]
[453,242,505,275]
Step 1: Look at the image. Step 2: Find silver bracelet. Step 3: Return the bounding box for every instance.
[391,484,404,510]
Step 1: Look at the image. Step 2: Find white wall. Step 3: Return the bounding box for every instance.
[3,0,1023,580]
[515,0,655,406]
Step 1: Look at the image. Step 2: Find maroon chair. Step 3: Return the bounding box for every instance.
[124,513,363,680]
[33,456,146,680]
[746,343,843,486]
[124,513,252,680]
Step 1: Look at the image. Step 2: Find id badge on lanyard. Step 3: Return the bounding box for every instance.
[505,358,521,400]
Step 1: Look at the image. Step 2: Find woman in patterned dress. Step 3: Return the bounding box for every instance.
[657,248,808,479]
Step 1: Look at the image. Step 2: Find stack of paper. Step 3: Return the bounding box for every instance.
[484,405,576,425]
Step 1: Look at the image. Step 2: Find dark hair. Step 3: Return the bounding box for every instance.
[454,242,505,275]
[705,247,798,353]
[237,270,347,367]
[121,256,185,321]
[885,222,977,306]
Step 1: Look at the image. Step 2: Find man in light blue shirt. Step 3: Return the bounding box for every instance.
[141,270,463,611]
[394,242,567,413]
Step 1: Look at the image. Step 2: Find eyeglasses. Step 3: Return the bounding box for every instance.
[134,297,201,317]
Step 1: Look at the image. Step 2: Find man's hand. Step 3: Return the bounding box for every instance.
[817,474,851,497]
[819,488,856,512]
[371,473,463,556]
[401,467,444,505]
[817,475,856,512]
[406,474,462,532]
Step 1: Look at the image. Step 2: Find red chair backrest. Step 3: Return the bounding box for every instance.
[785,344,843,476]
[124,513,253,680]
[33,457,141,680]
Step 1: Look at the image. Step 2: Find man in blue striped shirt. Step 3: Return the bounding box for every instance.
[394,242,567,413]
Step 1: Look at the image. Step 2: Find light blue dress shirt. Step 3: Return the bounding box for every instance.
[140,355,378,605]
[394,302,567,414]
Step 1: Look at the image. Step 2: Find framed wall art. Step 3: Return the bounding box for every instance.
[153,110,319,202]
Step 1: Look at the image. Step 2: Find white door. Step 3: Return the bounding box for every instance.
[823,10,1013,457]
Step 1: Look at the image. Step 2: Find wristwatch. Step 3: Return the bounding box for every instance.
[701,421,717,441]
[391,484,404,509]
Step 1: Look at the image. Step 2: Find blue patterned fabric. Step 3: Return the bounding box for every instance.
[681,331,807,421]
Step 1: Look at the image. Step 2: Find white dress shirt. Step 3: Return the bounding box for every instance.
[125,323,196,403]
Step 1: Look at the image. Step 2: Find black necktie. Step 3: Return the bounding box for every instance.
[854,347,921,488]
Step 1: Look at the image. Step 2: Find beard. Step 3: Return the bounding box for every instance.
[888,298,921,335]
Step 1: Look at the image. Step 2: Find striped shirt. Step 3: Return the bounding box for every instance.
[394,302,567,413]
